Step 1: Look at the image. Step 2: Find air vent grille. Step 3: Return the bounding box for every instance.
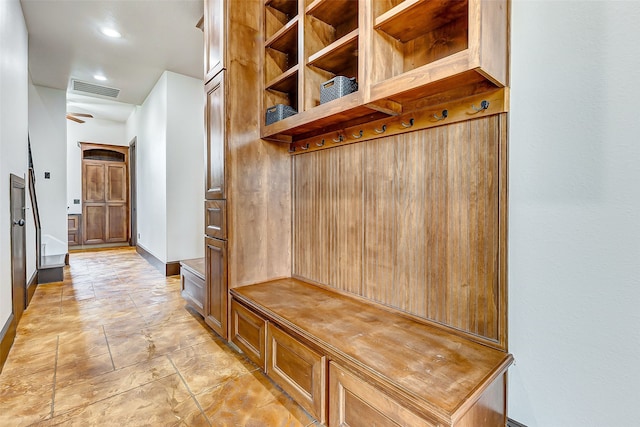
[71,79,120,98]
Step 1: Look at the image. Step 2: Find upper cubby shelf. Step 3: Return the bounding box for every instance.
[374,0,468,42]
[265,16,299,54]
[307,29,358,74]
[266,0,298,18]
[265,65,299,94]
[306,0,358,29]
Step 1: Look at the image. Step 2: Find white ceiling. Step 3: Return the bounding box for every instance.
[20,0,204,121]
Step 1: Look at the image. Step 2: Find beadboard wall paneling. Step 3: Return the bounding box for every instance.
[293,115,505,346]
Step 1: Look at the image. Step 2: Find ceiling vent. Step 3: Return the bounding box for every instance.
[70,79,120,99]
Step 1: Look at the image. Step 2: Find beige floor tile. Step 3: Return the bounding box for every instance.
[57,329,110,364]
[42,374,208,427]
[41,374,209,427]
[56,352,115,383]
[0,248,312,426]
[169,340,257,396]
[9,331,58,357]
[0,346,57,379]
[53,355,176,415]
[0,368,54,426]
[197,372,313,427]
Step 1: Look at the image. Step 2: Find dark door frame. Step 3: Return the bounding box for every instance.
[129,137,137,247]
[10,174,27,323]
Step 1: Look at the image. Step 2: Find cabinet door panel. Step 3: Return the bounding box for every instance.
[204,0,225,82]
[329,362,438,427]
[267,323,326,423]
[230,299,266,370]
[83,204,106,244]
[205,237,227,338]
[83,162,105,202]
[182,268,205,316]
[106,204,128,242]
[106,164,127,202]
[205,72,226,199]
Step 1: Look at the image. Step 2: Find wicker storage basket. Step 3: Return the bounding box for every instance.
[320,76,358,104]
[265,104,297,125]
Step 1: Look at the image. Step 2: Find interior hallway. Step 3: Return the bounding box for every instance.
[0,247,315,426]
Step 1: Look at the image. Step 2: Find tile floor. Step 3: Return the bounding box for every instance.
[0,247,316,426]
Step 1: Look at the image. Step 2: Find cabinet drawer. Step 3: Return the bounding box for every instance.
[205,200,226,239]
[230,299,266,370]
[329,362,439,427]
[267,323,326,423]
[181,267,205,316]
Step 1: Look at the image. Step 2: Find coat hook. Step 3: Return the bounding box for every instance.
[332,134,344,143]
[433,109,448,121]
[288,146,296,153]
[374,124,387,134]
[316,139,325,147]
[401,118,414,128]
[352,130,363,139]
[301,143,309,150]
[471,100,490,112]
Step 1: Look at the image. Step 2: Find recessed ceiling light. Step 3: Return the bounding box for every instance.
[94,75,107,81]
[101,27,121,38]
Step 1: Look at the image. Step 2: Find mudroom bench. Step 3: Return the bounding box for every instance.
[230,278,513,427]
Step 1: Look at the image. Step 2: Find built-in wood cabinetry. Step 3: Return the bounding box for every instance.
[230,299,266,370]
[180,258,206,316]
[267,323,327,423]
[80,143,129,245]
[231,279,512,427]
[204,236,227,337]
[67,214,81,246]
[199,0,292,340]
[262,0,509,144]
[201,1,511,425]
[205,72,225,200]
[203,0,225,83]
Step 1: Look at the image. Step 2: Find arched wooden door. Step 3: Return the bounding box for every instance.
[80,143,129,245]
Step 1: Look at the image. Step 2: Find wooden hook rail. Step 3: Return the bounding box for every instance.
[288,88,508,155]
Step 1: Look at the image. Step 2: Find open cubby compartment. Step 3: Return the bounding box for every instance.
[303,3,359,111]
[264,16,299,82]
[264,73,299,124]
[305,0,358,52]
[265,0,299,39]
[372,0,469,83]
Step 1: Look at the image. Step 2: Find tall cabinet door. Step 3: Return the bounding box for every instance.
[204,0,225,83]
[205,71,226,200]
[205,236,227,339]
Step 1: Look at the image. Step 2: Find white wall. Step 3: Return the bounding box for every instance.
[66,118,127,214]
[126,71,203,264]
[0,0,29,327]
[132,72,168,261]
[28,84,67,253]
[166,71,204,261]
[509,1,640,425]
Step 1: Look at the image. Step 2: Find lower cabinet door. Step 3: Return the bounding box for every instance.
[329,362,439,427]
[230,299,266,370]
[181,268,205,316]
[267,323,326,423]
[205,237,227,339]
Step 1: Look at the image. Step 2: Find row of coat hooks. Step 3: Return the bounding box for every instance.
[288,97,495,153]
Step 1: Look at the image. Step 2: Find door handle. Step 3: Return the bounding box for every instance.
[13,219,25,226]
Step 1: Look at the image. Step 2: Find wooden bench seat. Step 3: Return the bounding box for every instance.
[230,278,513,426]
